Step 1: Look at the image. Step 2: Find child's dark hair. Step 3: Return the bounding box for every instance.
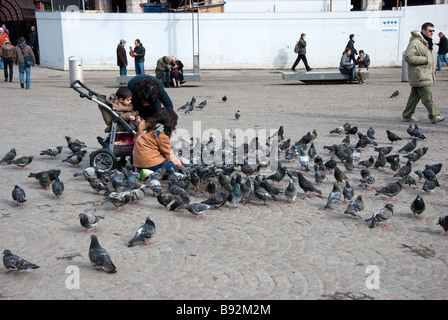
[145,107,178,137]
[116,87,132,100]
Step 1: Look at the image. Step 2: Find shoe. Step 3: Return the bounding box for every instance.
[430,115,445,124]
[401,116,420,122]
[20,83,24,88]
[307,68,313,71]
[291,68,295,72]
[4,79,7,82]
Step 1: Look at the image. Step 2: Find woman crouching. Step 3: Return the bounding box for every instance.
[133,107,184,179]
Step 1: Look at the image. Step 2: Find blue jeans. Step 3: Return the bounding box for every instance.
[18,64,31,88]
[119,66,127,76]
[140,159,180,180]
[339,67,356,81]
[135,62,145,75]
[437,54,448,70]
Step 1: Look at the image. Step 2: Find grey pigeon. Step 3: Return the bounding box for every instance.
[79,212,105,233]
[412,124,426,140]
[390,90,399,98]
[182,203,211,219]
[148,176,162,195]
[240,178,252,204]
[375,181,403,200]
[12,185,26,205]
[422,164,440,187]
[296,171,322,198]
[358,156,375,168]
[74,167,96,179]
[422,178,438,195]
[344,195,364,219]
[157,192,177,209]
[324,182,343,209]
[201,192,227,210]
[222,95,227,102]
[298,148,310,171]
[374,149,386,171]
[285,179,298,203]
[85,173,110,194]
[89,235,117,273]
[111,169,125,190]
[400,170,422,188]
[52,177,64,198]
[11,156,33,169]
[253,180,276,204]
[407,124,415,137]
[65,136,86,146]
[410,195,425,219]
[40,146,63,158]
[195,100,207,110]
[103,191,132,211]
[366,203,394,229]
[334,166,348,185]
[398,138,417,153]
[184,103,194,114]
[177,101,189,111]
[206,180,218,196]
[0,148,16,164]
[128,217,156,247]
[393,160,412,178]
[62,150,87,167]
[227,183,243,208]
[386,130,402,144]
[235,110,241,120]
[437,216,448,236]
[314,164,326,184]
[3,250,39,273]
[266,166,288,185]
[35,171,51,190]
[342,180,354,202]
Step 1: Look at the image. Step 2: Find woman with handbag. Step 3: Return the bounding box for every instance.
[15,36,35,89]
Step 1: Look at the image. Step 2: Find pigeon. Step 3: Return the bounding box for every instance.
[403,148,424,162]
[52,177,64,198]
[195,100,207,110]
[235,110,241,120]
[222,95,227,102]
[367,127,376,140]
[65,136,86,146]
[189,171,201,191]
[389,156,401,174]
[298,148,310,171]
[182,203,211,219]
[344,156,355,173]
[62,150,87,167]
[374,149,386,171]
[253,180,276,204]
[422,164,440,187]
[74,167,96,179]
[148,176,162,195]
[398,138,417,153]
[437,216,448,236]
[412,124,426,140]
[375,181,403,200]
[0,148,16,164]
[313,164,326,185]
[12,185,26,205]
[355,132,377,148]
[393,160,412,178]
[157,192,177,209]
[128,217,156,247]
[189,96,196,106]
[358,156,375,168]
[79,212,105,233]
[89,235,117,273]
[308,143,317,159]
[344,195,364,219]
[85,173,110,194]
[366,203,394,228]
[334,166,348,185]
[206,180,218,196]
[429,163,443,175]
[184,103,194,114]
[386,130,402,144]
[11,156,33,169]
[330,125,345,135]
[342,180,354,202]
[358,170,375,190]
[240,178,253,204]
[36,171,51,190]
[324,157,337,173]
[278,138,291,151]
[400,170,423,188]
[260,178,283,196]
[177,101,189,111]
[324,182,343,209]
[227,183,243,208]
[390,90,399,98]
[406,124,415,137]
[284,179,298,203]
[40,146,63,158]
[422,178,438,195]
[266,166,288,185]
[3,250,39,273]
[296,171,322,198]
[201,192,227,210]
[410,195,425,219]
[103,191,132,211]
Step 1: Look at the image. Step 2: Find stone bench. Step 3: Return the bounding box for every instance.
[116,73,201,85]
[282,70,370,84]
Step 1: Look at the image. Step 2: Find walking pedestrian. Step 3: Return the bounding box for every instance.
[29,26,39,65]
[15,37,35,89]
[291,33,312,72]
[117,39,128,85]
[0,39,15,82]
[346,34,357,63]
[0,27,9,69]
[435,32,448,71]
[402,22,445,124]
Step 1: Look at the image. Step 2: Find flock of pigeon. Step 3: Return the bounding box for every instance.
[1,100,448,275]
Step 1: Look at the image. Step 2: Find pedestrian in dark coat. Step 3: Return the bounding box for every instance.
[291,33,312,72]
[117,39,128,84]
[346,34,357,63]
[435,32,448,70]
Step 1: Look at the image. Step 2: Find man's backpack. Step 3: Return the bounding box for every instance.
[294,43,299,53]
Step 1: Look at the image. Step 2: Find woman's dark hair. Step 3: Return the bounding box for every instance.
[145,107,178,137]
[116,87,132,100]
[350,34,355,40]
[133,78,162,106]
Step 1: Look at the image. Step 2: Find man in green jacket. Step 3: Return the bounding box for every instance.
[155,56,173,88]
[402,22,445,124]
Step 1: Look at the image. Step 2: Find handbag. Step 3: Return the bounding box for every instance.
[21,48,33,67]
[294,43,299,53]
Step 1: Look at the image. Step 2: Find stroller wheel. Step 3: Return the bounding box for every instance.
[90,148,117,172]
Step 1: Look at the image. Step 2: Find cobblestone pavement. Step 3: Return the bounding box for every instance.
[0,66,447,300]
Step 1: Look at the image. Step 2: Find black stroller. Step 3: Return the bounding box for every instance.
[71,80,136,172]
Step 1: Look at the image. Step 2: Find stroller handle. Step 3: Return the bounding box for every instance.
[71,80,102,100]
